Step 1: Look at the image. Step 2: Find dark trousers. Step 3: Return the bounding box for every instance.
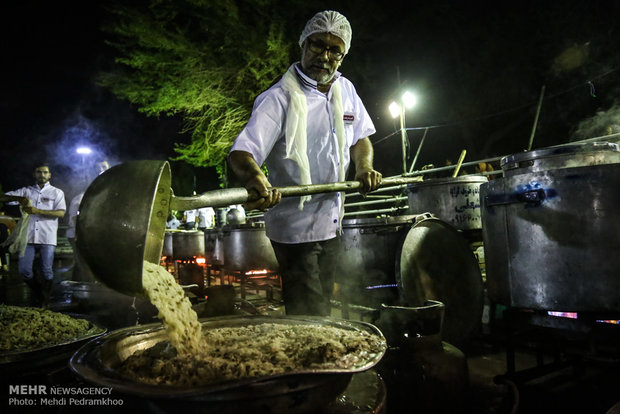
[271,238,340,316]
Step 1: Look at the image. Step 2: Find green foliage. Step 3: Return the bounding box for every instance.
[99,0,297,169]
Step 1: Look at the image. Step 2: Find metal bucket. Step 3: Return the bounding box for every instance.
[481,142,620,312]
[172,230,205,258]
[220,222,279,272]
[407,175,488,230]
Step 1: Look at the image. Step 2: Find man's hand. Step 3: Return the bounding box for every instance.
[244,174,281,211]
[229,150,282,211]
[22,206,37,215]
[355,168,382,195]
[350,137,382,196]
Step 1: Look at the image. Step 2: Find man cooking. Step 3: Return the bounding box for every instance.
[0,162,66,306]
[228,10,381,316]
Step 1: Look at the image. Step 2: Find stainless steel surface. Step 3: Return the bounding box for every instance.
[69,315,386,412]
[225,208,246,225]
[376,300,445,346]
[163,231,173,256]
[501,141,620,177]
[336,215,417,309]
[172,230,205,258]
[336,214,483,346]
[76,160,171,297]
[204,228,224,265]
[397,215,483,346]
[481,144,620,312]
[221,222,279,272]
[407,175,488,230]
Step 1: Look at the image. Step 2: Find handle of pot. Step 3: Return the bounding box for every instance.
[484,188,547,207]
[171,176,423,211]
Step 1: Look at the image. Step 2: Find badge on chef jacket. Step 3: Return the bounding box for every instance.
[343,113,355,125]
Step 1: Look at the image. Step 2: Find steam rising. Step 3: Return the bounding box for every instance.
[43,112,120,201]
[570,104,620,144]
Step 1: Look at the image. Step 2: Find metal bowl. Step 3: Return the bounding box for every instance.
[69,315,386,412]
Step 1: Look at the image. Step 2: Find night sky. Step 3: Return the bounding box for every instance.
[2,1,620,207]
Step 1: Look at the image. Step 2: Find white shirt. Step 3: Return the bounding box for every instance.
[231,64,376,243]
[66,192,83,239]
[184,209,197,223]
[6,182,66,245]
[196,207,215,228]
[167,217,181,229]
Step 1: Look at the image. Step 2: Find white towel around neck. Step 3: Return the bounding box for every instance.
[280,65,346,210]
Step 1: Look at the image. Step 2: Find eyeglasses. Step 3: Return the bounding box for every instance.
[306,39,344,61]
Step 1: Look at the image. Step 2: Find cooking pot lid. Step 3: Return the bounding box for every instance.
[407,175,488,189]
[396,216,483,347]
[500,142,619,170]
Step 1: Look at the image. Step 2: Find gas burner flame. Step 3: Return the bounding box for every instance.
[547,311,578,319]
[365,284,398,290]
[547,311,620,325]
[245,269,271,275]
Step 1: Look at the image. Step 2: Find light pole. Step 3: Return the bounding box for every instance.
[389,91,417,173]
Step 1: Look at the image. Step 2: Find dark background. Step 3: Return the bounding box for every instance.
[2,0,619,210]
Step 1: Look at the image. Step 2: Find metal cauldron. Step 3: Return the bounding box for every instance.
[172,230,205,258]
[69,315,386,414]
[407,175,488,230]
[163,231,174,256]
[481,142,620,312]
[204,228,224,265]
[220,222,279,272]
[336,214,483,347]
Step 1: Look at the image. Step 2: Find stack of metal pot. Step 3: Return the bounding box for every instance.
[480,142,620,313]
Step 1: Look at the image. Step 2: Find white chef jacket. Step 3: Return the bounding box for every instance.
[196,207,215,228]
[231,63,376,243]
[184,209,197,223]
[5,182,66,245]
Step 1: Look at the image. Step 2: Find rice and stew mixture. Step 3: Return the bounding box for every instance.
[118,262,385,387]
[0,305,92,352]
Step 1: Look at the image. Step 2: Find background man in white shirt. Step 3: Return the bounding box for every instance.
[1,162,66,306]
[196,207,216,230]
[229,11,381,315]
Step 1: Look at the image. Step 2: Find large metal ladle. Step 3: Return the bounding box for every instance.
[76,160,421,297]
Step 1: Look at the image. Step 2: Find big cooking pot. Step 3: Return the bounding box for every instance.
[204,228,224,265]
[336,213,483,346]
[163,231,173,257]
[220,222,278,272]
[481,142,620,312]
[172,230,205,258]
[407,175,488,231]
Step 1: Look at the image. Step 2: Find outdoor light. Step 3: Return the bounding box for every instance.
[389,101,401,119]
[76,147,92,155]
[388,90,418,173]
[402,91,417,109]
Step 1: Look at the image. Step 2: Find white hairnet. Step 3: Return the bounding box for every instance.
[298,10,352,55]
